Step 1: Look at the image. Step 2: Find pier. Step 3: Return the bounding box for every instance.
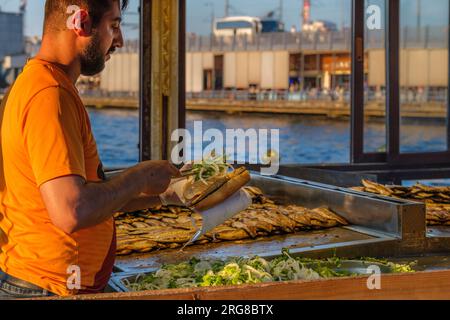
[79,96,447,119]
[1,93,444,119]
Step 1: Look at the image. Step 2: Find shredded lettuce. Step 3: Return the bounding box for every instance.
[188,153,234,183]
[125,251,415,292]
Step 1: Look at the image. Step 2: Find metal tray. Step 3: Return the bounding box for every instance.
[109,254,450,294]
[249,173,424,237]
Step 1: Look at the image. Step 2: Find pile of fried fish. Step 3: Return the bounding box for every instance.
[115,187,349,256]
[352,180,450,226]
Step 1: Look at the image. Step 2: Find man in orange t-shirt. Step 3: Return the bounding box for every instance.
[0,0,180,297]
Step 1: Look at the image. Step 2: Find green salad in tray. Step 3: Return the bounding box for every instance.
[124,250,415,291]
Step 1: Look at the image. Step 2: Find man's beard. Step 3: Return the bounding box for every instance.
[80,31,107,76]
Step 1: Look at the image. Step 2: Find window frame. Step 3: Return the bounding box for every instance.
[352,0,450,165]
[139,0,186,162]
[139,0,450,167]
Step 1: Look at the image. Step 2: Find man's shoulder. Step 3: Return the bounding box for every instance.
[10,63,61,104]
[10,63,81,110]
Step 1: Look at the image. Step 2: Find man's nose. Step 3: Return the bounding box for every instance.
[115,27,124,48]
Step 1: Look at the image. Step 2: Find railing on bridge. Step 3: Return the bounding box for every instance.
[186,88,448,105]
[187,26,448,52]
[74,87,447,106]
[21,27,450,56]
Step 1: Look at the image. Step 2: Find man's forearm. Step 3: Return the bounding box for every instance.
[74,167,145,231]
[40,160,178,234]
[119,194,162,213]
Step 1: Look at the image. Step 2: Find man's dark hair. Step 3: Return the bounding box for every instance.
[44,0,129,33]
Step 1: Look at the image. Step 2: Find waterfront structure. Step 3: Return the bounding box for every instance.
[185,28,447,94]
[100,27,448,103]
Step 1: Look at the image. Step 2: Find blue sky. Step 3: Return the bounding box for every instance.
[0,0,447,38]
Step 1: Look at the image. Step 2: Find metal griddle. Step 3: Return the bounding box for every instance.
[114,173,426,274]
[115,228,378,273]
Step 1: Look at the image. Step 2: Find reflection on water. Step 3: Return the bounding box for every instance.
[88,109,139,168]
[88,109,447,168]
[187,112,351,164]
[401,119,447,153]
[365,118,448,154]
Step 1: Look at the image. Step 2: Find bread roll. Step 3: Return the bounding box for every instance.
[184,167,251,211]
[193,169,250,211]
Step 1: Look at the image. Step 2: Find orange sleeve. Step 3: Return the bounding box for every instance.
[21,87,87,187]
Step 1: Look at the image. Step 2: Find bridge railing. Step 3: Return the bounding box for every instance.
[186,88,448,105]
[75,87,447,105]
[186,26,448,52]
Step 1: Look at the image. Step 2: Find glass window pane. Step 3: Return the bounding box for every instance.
[400,0,449,153]
[187,0,352,165]
[364,0,387,153]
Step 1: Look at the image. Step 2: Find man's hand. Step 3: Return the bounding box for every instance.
[133,160,181,195]
[159,184,185,207]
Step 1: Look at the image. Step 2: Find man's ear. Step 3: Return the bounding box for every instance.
[69,9,92,36]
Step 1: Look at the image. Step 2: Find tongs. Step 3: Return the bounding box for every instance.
[179,168,197,178]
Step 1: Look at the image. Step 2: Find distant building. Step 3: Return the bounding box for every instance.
[98,28,448,97]
[185,27,448,95]
[0,11,24,58]
[0,11,26,88]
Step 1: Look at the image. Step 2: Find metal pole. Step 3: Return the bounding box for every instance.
[316,53,320,90]
[386,0,401,162]
[351,0,365,163]
[332,53,336,90]
[205,2,215,36]
[179,0,187,132]
[225,0,229,17]
[300,53,305,92]
[447,0,450,151]
[416,0,421,42]
[211,5,215,35]
[417,0,421,29]
[139,0,151,161]
[280,0,283,21]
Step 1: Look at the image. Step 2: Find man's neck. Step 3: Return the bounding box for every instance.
[36,36,81,84]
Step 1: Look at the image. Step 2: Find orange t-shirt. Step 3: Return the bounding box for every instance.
[0,58,115,296]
